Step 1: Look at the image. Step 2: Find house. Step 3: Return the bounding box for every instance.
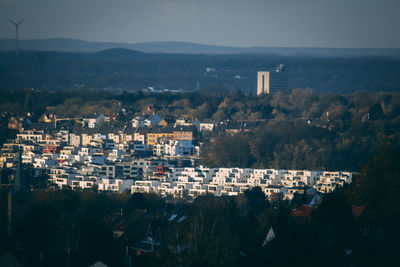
[158,118,168,127]
[226,120,260,133]
[131,116,146,128]
[69,133,81,147]
[147,127,174,148]
[175,118,188,126]
[88,153,106,165]
[133,127,148,145]
[132,113,163,128]
[109,214,128,240]
[173,125,195,141]
[130,225,161,254]
[159,116,175,127]
[286,186,308,199]
[98,179,133,193]
[148,114,163,126]
[291,205,316,223]
[264,185,288,199]
[8,117,23,129]
[107,133,121,144]
[104,112,119,122]
[16,130,43,143]
[175,118,200,130]
[83,114,106,128]
[133,142,147,153]
[200,119,215,132]
[164,140,195,156]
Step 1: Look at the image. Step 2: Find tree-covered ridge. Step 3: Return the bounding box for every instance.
[1,88,400,120]
[201,117,399,171]
[1,51,400,94]
[1,89,399,171]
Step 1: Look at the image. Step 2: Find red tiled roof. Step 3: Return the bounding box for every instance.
[351,206,365,219]
[291,205,315,218]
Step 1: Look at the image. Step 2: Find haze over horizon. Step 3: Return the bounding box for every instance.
[0,0,399,49]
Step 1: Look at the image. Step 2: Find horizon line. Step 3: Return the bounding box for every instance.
[0,37,400,50]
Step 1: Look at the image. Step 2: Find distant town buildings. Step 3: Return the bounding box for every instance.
[0,108,356,202]
[1,118,353,201]
[257,64,287,95]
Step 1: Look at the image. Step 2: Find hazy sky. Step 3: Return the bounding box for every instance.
[0,0,399,48]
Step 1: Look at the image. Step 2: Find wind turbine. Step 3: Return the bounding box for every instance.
[6,18,26,56]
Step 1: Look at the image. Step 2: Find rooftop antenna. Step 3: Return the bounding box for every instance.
[6,18,26,56]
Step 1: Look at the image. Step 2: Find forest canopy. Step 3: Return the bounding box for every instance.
[1,88,399,171]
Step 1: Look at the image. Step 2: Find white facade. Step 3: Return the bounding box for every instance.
[257,71,270,95]
[6,127,354,200]
[200,122,215,132]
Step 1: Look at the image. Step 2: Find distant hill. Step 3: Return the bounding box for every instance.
[95,48,146,60]
[1,48,400,94]
[1,38,400,57]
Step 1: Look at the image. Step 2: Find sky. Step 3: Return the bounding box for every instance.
[0,0,399,48]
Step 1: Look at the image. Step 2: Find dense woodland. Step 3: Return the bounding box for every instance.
[0,143,399,266]
[1,88,399,171]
